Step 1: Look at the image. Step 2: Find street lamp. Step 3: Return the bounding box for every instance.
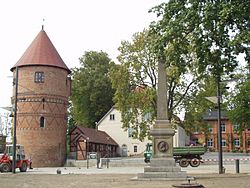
[205,94,223,174]
[206,76,238,174]
[12,66,19,173]
[217,75,223,174]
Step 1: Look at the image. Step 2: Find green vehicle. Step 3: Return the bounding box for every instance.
[144,143,206,167]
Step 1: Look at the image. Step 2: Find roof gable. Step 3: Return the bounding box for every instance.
[71,126,118,146]
[11,29,70,73]
[96,106,116,126]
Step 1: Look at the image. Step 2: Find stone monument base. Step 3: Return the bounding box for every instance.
[136,158,188,181]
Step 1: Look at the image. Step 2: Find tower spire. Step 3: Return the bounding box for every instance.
[42,18,45,30]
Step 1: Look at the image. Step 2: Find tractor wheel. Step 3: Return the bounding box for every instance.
[190,158,200,167]
[19,162,27,172]
[179,158,189,167]
[0,163,11,173]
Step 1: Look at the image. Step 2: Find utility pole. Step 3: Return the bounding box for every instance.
[12,66,18,173]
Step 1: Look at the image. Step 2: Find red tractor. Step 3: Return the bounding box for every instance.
[0,144,30,173]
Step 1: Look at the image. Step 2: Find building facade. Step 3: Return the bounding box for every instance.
[97,106,189,157]
[10,28,71,167]
[191,111,250,153]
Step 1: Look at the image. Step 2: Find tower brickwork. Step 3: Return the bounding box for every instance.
[11,29,71,167]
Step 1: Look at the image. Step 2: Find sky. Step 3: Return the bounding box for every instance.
[0,0,164,109]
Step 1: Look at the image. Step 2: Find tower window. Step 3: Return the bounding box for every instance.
[40,116,45,128]
[35,72,45,83]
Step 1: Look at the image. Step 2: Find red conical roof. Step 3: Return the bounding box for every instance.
[11,28,70,73]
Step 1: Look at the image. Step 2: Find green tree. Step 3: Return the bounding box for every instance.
[184,76,217,133]
[228,74,250,129]
[110,30,157,140]
[110,30,201,140]
[67,103,76,133]
[149,0,249,83]
[148,0,249,136]
[182,75,234,146]
[71,51,115,128]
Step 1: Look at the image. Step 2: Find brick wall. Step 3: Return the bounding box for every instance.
[191,119,250,153]
[13,66,70,167]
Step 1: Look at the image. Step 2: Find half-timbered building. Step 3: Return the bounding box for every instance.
[69,126,118,160]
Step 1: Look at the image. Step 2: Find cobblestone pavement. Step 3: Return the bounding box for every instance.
[0,172,250,188]
[0,163,250,188]
[10,161,249,175]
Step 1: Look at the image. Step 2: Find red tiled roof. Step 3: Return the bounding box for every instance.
[74,126,118,146]
[11,28,70,73]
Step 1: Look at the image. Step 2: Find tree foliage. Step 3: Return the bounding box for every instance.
[71,51,115,128]
[149,0,249,78]
[228,71,250,128]
[110,29,201,140]
[149,0,250,131]
[110,30,157,140]
[184,76,217,133]
[110,1,250,139]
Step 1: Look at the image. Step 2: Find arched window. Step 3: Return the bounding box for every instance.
[40,116,45,128]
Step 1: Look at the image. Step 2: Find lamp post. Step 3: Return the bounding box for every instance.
[206,76,238,174]
[217,75,223,174]
[86,137,89,169]
[12,66,18,173]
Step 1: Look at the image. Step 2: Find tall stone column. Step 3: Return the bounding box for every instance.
[137,58,187,180]
[152,58,174,159]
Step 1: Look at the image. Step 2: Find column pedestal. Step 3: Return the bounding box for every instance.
[137,120,187,180]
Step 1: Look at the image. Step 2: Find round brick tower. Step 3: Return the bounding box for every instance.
[10,27,71,167]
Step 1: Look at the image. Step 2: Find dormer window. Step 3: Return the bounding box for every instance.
[35,72,45,83]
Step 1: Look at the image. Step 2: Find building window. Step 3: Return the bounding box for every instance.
[234,138,240,147]
[222,139,226,147]
[248,139,250,148]
[40,116,45,128]
[207,139,213,147]
[35,72,45,83]
[233,124,240,132]
[221,123,226,133]
[134,145,138,153]
[109,114,115,121]
[248,127,250,132]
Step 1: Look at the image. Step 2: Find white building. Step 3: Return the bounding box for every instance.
[97,106,189,157]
